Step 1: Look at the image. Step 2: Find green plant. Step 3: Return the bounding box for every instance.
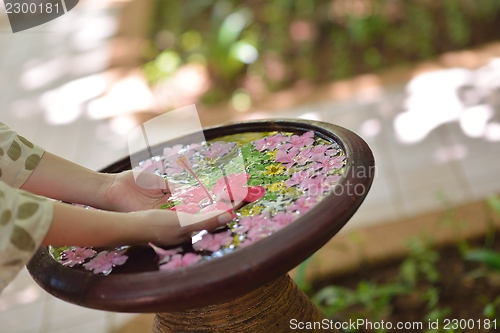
[436,191,470,255]
[294,254,314,293]
[461,195,500,321]
[479,294,500,321]
[424,307,458,333]
[313,281,409,332]
[144,0,500,106]
[485,195,500,248]
[310,194,500,332]
[462,196,500,265]
[465,248,500,271]
[399,237,441,286]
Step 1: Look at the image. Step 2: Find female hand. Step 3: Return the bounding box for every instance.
[44,201,233,247]
[128,209,233,246]
[103,170,172,212]
[21,152,173,213]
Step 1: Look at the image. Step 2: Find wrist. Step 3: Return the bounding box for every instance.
[97,173,117,210]
[121,210,152,245]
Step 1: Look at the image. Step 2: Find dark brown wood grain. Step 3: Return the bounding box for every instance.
[27,119,375,313]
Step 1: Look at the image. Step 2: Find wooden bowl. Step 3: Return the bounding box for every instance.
[27,119,374,313]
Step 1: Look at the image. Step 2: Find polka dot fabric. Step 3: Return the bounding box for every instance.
[0,123,53,292]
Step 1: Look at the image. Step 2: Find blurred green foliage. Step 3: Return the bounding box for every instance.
[143,0,500,105]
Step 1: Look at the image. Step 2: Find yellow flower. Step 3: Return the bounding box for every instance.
[238,204,263,216]
[285,187,302,197]
[266,150,278,159]
[263,164,285,176]
[249,205,263,215]
[268,181,285,192]
[232,234,242,247]
[238,206,252,217]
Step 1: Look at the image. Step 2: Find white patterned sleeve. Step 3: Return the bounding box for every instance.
[0,122,45,188]
[0,123,53,292]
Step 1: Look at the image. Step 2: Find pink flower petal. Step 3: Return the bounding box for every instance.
[83,250,128,275]
[149,243,183,263]
[181,253,202,266]
[272,212,296,229]
[275,148,298,164]
[60,247,96,267]
[200,201,234,215]
[163,144,183,158]
[238,215,269,233]
[244,186,266,202]
[171,202,200,214]
[212,173,250,201]
[192,230,233,252]
[247,225,275,241]
[159,253,202,270]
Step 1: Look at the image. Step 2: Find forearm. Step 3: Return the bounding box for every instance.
[42,201,137,247]
[20,152,114,210]
[42,201,232,248]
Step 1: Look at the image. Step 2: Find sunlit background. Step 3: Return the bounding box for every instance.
[1,0,500,332]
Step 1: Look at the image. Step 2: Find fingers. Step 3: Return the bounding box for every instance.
[179,210,234,233]
[142,209,235,246]
[131,170,170,191]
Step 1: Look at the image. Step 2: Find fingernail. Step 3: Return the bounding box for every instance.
[217,213,233,225]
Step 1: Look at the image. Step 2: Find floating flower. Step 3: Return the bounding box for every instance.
[201,142,235,158]
[171,202,201,214]
[60,247,96,267]
[164,162,184,176]
[149,243,183,264]
[312,155,346,172]
[266,150,278,159]
[245,185,266,202]
[212,173,250,201]
[169,172,265,215]
[326,174,341,184]
[237,214,270,233]
[211,173,265,203]
[288,131,314,148]
[311,144,338,156]
[276,148,312,168]
[268,181,285,192]
[238,204,264,217]
[246,225,276,241]
[294,148,313,166]
[159,253,202,270]
[83,250,128,275]
[263,164,285,176]
[275,147,299,165]
[285,170,312,187]
[253,134,288,151]
[199,201,234,215]
[172,185,211,204]
[163,144,183,160]
[288,196,321,213]
[136,157,165,174]
[192,230,234,252]
[260,196,293,213]
[299,176,331,195]
[271,212,297,230]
